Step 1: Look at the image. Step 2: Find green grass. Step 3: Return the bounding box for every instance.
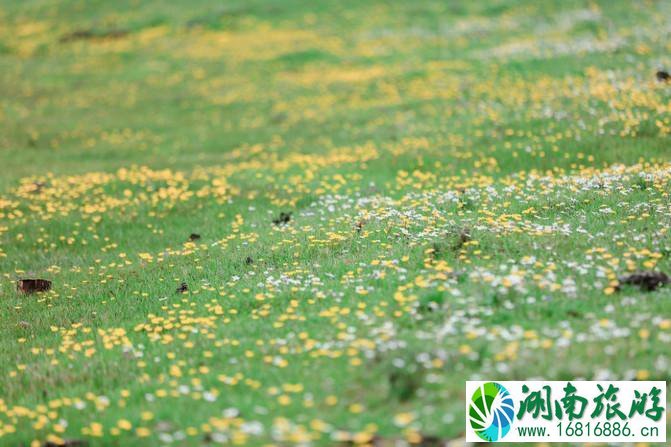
[1,0,670,445]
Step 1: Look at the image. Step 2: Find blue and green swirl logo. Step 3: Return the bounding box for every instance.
[469,382,515,442]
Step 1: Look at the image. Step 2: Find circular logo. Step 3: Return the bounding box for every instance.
[469,382,515,442]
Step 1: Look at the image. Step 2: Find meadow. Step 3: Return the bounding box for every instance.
[1,0,671,445]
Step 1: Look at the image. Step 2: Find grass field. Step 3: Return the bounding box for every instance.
[1,0,671,445]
